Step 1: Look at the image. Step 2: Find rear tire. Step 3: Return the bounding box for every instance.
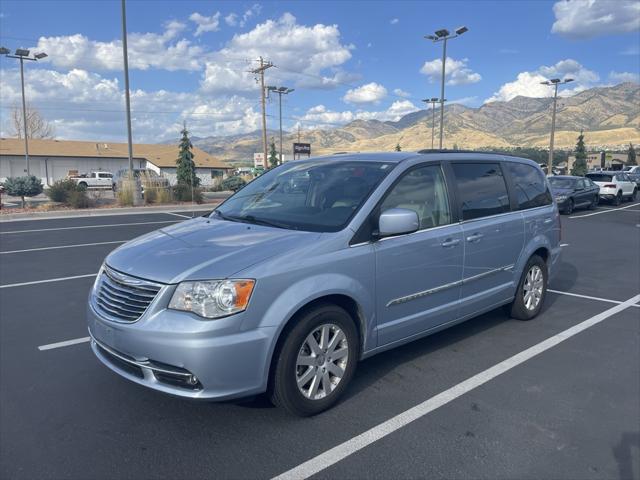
[613,191,622,206]
[508,255,548,321]
[269,304,359,416]
[588,195,598,210]
[631,189,637,202]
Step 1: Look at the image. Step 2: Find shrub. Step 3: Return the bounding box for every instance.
[173,183,203,203]
[68,189,90,209]
[46,178,80,203]
[156,187,173,204]
[116,180,135,206]
[2,175,43,208]
[221,176,247,192]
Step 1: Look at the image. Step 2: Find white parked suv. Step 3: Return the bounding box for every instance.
[623,165,640,174]
[585,171,637,206]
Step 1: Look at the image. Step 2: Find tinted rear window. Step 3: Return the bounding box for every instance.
[451,163,510,221]
[507,163,553,209]
[586,174,613,182]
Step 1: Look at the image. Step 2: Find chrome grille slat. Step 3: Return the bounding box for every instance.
[93,266,162,322]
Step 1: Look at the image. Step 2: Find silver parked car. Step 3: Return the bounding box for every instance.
[88,152,561,416]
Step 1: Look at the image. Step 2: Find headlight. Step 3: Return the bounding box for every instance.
[169,279,255,319]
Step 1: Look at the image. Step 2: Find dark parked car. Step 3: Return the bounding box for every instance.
[548,175,599,214]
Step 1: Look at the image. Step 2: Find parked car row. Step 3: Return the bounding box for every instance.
[548,171,638,214]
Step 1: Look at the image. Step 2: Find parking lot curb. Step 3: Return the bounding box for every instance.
[0,203,219,222]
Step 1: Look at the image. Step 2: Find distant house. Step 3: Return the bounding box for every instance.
[0,138,231,186]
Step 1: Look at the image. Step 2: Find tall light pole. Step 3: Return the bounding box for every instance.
[424,26,468,149]
[267,86,294,164]
[541,78,573,175]
[1,47,48,175]
[421,97,443,149]
[120,0,134,175]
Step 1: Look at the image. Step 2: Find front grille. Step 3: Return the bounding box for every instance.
[94,266,162,322]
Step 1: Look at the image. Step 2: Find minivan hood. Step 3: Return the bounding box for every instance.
[106,217,321,284]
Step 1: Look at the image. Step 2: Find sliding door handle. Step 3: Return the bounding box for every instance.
[466,233,484,243]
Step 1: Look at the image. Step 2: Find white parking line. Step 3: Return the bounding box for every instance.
[570,202,640,218]
[549,289,640,307]
[38,337,90,351]
[272,293,640,480]
[0,273,97,289]
[0,240,127,255]
[165,212,193,219]
[0,220,177,235]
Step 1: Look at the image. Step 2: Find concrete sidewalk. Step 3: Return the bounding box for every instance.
[0,202,219,222]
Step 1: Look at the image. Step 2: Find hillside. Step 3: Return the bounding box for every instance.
[193,82,640,162]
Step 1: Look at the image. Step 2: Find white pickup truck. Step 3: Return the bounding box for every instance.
[68,171,114,189]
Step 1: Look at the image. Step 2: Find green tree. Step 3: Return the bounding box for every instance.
[571,130,588,176]
[176,125,199,187]
[2,175,43,208]
[394,143,401,152]
[627,143,637,166]
[268,138,278,168]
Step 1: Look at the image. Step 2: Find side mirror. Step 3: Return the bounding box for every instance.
[378,208,419,237]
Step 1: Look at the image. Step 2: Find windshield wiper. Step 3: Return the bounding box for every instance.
[212,210,242,222]
[235,215,293,230]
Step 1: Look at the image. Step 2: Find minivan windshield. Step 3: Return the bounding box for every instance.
[213,160,394,232]
[548,177,576,189]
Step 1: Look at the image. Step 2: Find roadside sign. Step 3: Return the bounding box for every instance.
[293,143,311,159]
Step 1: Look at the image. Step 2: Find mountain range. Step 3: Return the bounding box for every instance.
[193,82,640,163]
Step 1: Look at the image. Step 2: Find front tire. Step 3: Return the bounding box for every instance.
[631,189,637,202]
[588,195,598,210]
[563,199,574,215]
[270,304,359,416]
[508,255,548,321]
[613,191,622,206]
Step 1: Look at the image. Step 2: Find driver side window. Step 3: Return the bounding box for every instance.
[380,165,451,230]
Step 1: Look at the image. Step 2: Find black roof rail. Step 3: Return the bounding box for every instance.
[416,149,505,155]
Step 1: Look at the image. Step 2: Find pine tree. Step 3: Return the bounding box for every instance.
[394,143,401,152]
[268,138,278,168]
[571,129,588,176]
[176,125,199,187]
[627,143,637,166]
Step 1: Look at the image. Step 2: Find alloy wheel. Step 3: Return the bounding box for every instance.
[295,323,349,400]
[523,265,544,311]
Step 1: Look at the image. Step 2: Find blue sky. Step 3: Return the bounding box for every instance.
[0,0,638,143]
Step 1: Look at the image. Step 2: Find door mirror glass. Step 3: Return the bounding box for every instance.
[378,208,419,237]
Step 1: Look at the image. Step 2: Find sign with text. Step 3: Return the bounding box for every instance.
[293,143,311,158]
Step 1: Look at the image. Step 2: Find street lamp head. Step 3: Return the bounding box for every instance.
[540,81,550,85]
[435,29,450,38]
[431,97,440,102]
[15,48,30,57]
[563,78,574,83]
[34,52,48,60]
[266,85,277,91]
[455,26,468,35]
[549,78,561,84]
[424,34,438,41]
[0,47,9,55]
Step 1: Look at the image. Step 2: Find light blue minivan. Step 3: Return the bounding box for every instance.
[88,151,561,416]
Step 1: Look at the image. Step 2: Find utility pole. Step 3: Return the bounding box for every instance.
[421,97,442,149]
[251,57,273,168]
[121,0,134,175]
[541,78,574,175]
[425,26,468,149]
[1,46,48,174]
[267,86,294,164]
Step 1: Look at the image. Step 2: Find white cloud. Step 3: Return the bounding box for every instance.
[0,67,260,142]
[390,18,399,25]
[420,57,481,85]
[609,71,640,83]
[393,88,411,98]
[241,4,262,27]
[485,59,600,103]
[225,13,238,27]
[34,21,204,71]
[551,0,640,38]
[297,100,419,127]
[201,13,354,94]
[343,82,388,104]
[189,11,221,36]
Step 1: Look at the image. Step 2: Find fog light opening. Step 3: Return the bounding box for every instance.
[188,375,199,386]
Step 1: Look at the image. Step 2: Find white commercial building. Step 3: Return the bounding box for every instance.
[0,138,231,186]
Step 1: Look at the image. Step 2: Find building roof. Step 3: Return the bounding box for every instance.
[0,137,230,169]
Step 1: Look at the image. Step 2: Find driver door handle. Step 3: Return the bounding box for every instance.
[441,238,460,248]
[466,233,484,243]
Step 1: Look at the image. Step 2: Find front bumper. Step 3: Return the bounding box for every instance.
[87,300,277,400]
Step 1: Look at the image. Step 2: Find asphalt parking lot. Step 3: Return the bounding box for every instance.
[1,203,639,480]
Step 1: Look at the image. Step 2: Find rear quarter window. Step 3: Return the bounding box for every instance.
[505,163,552,210]
[586,174,613,182]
